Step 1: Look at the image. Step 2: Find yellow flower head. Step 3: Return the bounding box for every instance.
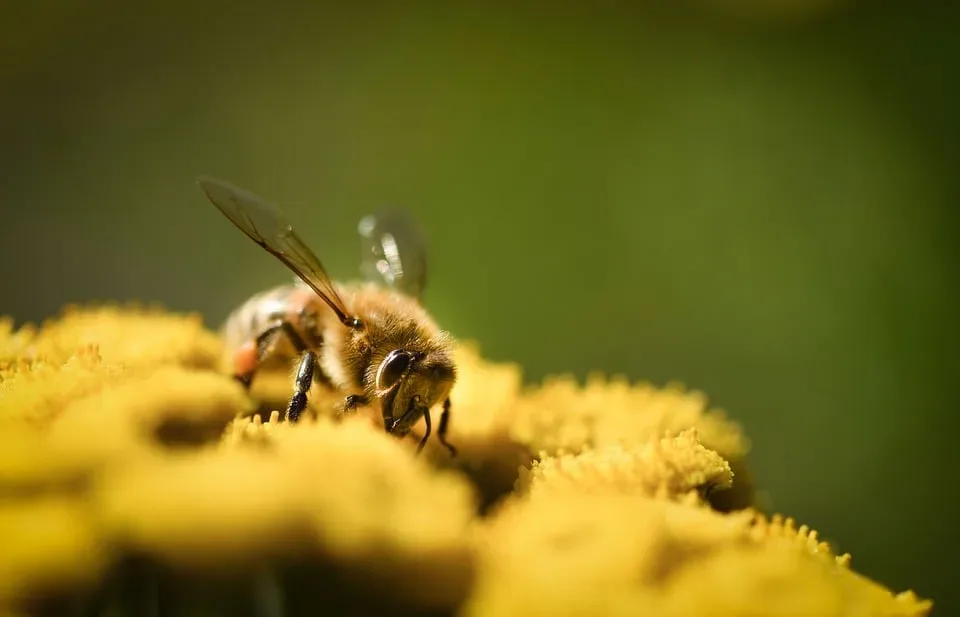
[0,305,932,617]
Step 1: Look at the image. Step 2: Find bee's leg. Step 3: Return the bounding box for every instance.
[233,320,309,388]
[385,405,428,454]
[234,373,255,389]
[438,398,457,457]
[337,394,369,417]
[416,409,433,454]
[285,350,317,423]
[279,320,308,352]
[282,320,335,388]
[233,323,284,389]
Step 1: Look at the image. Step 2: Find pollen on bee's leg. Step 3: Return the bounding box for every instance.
[232,340,259,388]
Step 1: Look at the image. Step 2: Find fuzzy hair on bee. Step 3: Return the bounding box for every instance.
[199,176,458,456]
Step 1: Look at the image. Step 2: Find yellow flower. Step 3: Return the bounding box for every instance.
[0,305,932,616]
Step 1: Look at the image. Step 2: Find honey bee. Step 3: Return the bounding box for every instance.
[197,176,457,456]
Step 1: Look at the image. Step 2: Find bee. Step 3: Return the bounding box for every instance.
[197,176,457,456]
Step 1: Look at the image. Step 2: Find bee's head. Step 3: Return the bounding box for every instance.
[374,348,456,435]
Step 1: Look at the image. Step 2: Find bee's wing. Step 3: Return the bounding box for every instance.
[197,175,356,326]
[357,208,429,300]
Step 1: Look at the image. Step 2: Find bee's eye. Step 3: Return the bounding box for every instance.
[376,350,413,391]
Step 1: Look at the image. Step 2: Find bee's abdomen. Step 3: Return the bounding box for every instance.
[220,283,299,354]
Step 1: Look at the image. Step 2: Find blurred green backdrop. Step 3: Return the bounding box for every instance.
[2,0,957,613]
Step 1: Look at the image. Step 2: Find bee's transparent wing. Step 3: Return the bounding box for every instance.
[197,175,355,325]
[357,208,428,300]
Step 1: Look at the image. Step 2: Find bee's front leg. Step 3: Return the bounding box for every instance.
[337,394,369,417]
[416,409,433,454]
[285,351,317,423]
[438,398,457,457]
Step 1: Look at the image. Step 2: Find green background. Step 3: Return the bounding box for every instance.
[2,0,957,613]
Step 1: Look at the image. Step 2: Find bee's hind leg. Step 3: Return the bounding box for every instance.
[234,320,310,389]
[285,350,318,423]
[233,324,281,389]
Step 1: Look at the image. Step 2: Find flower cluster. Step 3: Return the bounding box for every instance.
[0,305,932,616]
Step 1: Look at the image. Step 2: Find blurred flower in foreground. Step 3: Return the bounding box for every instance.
[0,305,932,616]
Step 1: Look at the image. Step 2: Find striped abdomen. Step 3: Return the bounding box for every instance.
[221,282,304,357]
